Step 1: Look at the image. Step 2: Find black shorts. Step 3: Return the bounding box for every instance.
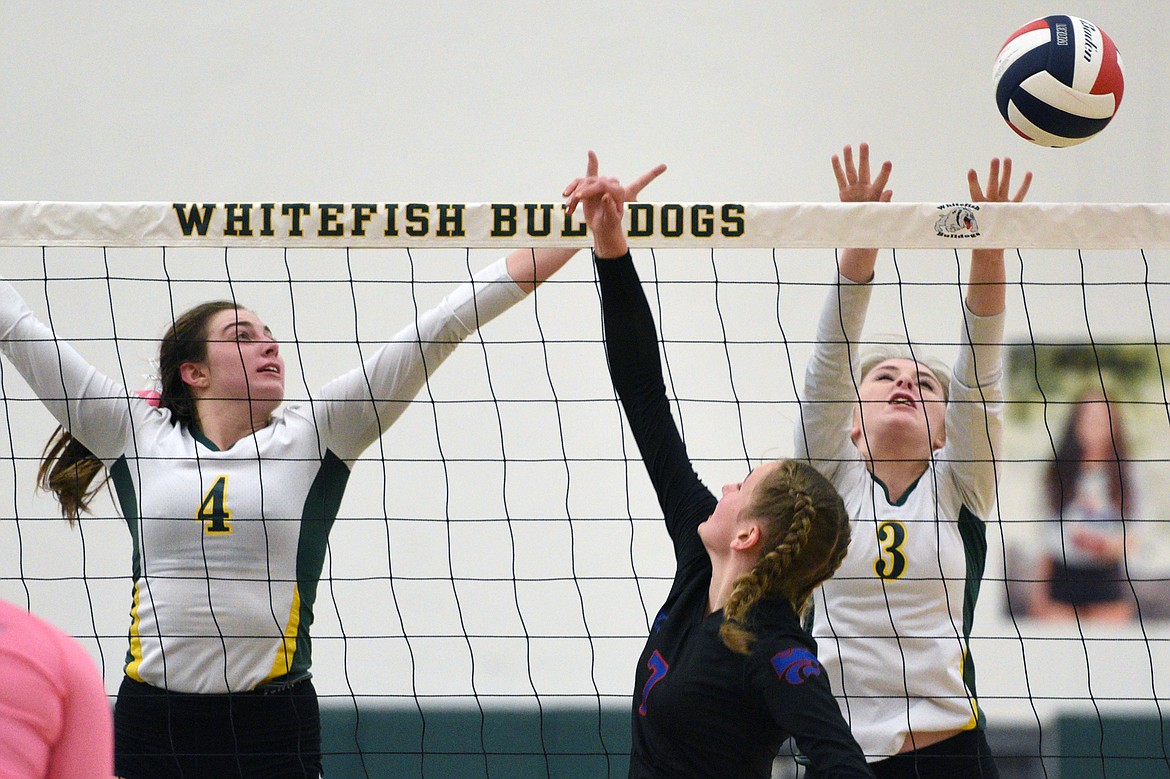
[114,675,323,779]
[868,729,998,779]
[1049,559,1126,606]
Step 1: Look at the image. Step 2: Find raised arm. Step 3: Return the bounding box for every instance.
[314,243,584,460]
[943,158,1031,514]
[564,153,719,550]
[0,280,134,461]
[964,157,1032,316]
[563,150,666,259]
[832,143,892,283]
[505,247,580,294]
[795,144,891,474]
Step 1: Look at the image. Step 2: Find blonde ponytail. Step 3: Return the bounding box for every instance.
[718,460,850,654]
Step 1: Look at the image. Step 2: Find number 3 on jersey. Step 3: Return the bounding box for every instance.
[874,520,907,579]
[199,476,233,534]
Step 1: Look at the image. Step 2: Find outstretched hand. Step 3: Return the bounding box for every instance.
[832,142,891,283]
[563,151,667,257]
[968,157,1032,203]
[965,157,1031,317]
[832,143,892,203]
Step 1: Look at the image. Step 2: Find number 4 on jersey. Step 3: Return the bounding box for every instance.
[198,475,233,534]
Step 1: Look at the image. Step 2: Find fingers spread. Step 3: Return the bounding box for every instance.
[1012,170,1033,202]
[842,144,857,182]
[969,158,1032,202]
[872,160,892,193]
[857,143,871,184]
[626,163,667,201]
[986,158,1002,198]
[967,168,985,201]
[831,155,848,191]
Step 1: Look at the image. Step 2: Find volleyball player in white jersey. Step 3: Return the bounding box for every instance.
[797,144,1031,778]
[0,237,653,777]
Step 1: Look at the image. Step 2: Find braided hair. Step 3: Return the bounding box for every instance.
[719,459,851,655]
[36,301,240,522]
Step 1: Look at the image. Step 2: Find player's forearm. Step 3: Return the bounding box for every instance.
[837,248,878,284]
[596,253,666,404]
[796,276,871,464]
[965,249,1007,317]
[506,248,581,294]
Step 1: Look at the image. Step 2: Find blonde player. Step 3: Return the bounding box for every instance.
[566,152,874,778]
[797,144,1030,777]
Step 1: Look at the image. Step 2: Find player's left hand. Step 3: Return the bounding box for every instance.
[563,151,666,256]
[968,158,1032,203]
[832,143,892,203]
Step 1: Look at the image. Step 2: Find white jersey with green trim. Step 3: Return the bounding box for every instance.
[795,275,1003,761]
[0,258,523,694]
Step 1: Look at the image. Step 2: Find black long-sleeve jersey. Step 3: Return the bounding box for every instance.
[596,253,873,779]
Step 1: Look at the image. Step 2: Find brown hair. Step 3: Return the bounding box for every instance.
[1045,390,1130,517]
[719,459,851,655]
[36,301,240,522]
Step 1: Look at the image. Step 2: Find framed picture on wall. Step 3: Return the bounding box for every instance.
[1000,341,1170,623]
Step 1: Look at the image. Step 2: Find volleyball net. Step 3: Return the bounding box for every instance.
[1,200,1168,777]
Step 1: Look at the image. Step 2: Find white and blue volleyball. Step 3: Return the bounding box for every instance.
[992,15,1125,147]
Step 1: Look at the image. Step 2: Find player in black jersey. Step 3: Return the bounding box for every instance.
[564,152,874,778]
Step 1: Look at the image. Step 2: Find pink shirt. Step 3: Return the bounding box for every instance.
[0,599,113,779]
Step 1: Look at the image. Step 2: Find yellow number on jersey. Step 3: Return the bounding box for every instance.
[874,520,907,580]
[198,475,233,534]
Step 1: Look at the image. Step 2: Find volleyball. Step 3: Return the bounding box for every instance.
[992,15,1124,147]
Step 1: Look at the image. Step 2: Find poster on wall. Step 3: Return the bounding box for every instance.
[1000,341,1170,623]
